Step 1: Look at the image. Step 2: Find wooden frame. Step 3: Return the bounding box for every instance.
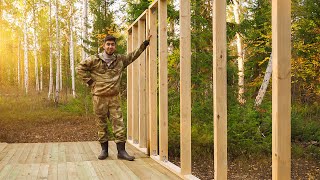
[127,0,291,179]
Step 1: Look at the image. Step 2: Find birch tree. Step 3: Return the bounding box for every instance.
[33,0,39,92]
[55,0,60,103]
[59,44,62,90]
[48,0,53,99]
[40,47,43,91]
[255,54,272,106]
[233,0,245,104]
[18,39,21,87]
[82,0,88,59]
[69,2,76,98]
[23,0,29,94]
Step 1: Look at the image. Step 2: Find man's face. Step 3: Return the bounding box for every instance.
[104,40,116,55]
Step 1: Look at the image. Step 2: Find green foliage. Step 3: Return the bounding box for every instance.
[292,104,320,142]
[292,0,320,103]
[86,0,122,55]
[58,94,92,115]
[241,0,272,89]
[125,0,152,23]
[228,94,272,157]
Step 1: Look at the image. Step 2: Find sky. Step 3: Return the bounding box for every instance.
[110,0,127,27]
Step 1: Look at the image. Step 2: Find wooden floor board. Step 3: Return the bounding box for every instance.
[41,143,51,164]
[50,143,59,163]
[0,141,182,180]
[6,163,23,179]
[35,143,45,164]
[65,142,75,162]
[0,164,13,179]
[58,162,67,180]
[36,163,49,180]
[8,143,26,164]
[0,144,7,154]
[76,142,89,162]
[82,142,97,161]
[26,143,40,164]
[58,143,67,163]
[66,161,78,179]
[0,144,18,171]
[47,163,58,180]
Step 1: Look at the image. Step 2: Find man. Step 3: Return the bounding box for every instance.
[77,34,151,161]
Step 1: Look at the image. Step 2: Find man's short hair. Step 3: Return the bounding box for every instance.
[104,35,116,43]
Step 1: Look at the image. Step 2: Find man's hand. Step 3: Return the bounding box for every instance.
[144,33,152,46]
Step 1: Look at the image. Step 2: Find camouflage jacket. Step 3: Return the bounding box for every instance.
[76,42,148,96]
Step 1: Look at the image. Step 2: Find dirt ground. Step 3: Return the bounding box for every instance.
[0,115,319,180]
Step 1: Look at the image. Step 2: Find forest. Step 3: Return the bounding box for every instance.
[0,0,319,179]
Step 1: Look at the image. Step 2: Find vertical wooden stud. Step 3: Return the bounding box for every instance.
[180,0,191,175]
[272,0,291,179]
[213,0,227,179]
[158,0,168,161]
[127,30,133,140]
[138,19,147,148]
[148,7,158,156]
[132,25,139,144]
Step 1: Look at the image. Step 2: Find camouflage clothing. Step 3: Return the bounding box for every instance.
[93,95,125,143]
[77,42,148,96]
[77,42,148,143]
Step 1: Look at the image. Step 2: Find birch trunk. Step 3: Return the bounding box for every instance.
[40,54,43,91]
[255,54,272,106]
[59,48,62,90]
[233,0,245,104]
[70,5,76,98]
[48,0,53,99]
[33,2,39,92]
[82,0,88,59]
[18,39,20,87]
[23,0,28,94]
[55,0,60,103]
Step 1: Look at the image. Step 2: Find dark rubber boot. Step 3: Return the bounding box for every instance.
[98,141,108,160]
[116,142,135,161]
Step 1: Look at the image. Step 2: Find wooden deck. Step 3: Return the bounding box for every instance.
[0,141,181,180]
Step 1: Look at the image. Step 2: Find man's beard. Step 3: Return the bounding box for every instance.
[105,50,114,55]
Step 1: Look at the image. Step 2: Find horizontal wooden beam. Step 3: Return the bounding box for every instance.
[150,155,200,180]
[128,10,147,31]
[149,0,158,9]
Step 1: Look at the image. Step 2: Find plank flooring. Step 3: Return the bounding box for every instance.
[0,142,181,180]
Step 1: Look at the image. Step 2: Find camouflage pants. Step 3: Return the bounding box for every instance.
[93,95,126,143]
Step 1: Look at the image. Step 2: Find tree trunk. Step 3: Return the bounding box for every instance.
[40,53,43,91]
[55,0,60,103]
[233,0,245,104]
[33,1,39,92]
[59,48,62,90]
[18,39,20,87]
[23,0,28,94]
[70,4,76,98]
[82,0,88,59]
[255,54,272,106]
[48,0,53,99]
